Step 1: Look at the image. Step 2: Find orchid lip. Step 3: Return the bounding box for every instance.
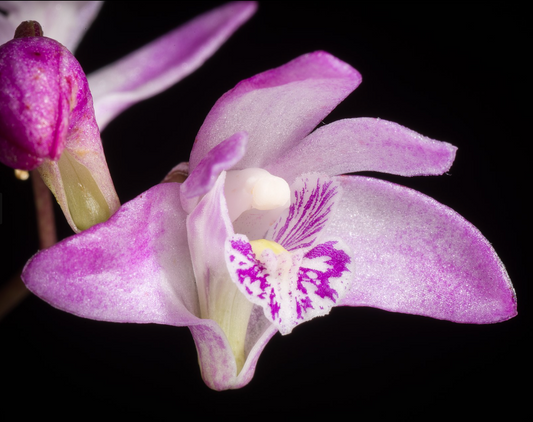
[225,173,353,335]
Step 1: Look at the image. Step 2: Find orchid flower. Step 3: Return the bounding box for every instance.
[0,1,257,231]
[22,51,517,391]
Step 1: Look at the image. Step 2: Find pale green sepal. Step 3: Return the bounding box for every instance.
[57,149,110,231]
[38,147,120,233]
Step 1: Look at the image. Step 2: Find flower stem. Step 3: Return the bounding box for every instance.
[31,170,57,249]
[0,171,57,320]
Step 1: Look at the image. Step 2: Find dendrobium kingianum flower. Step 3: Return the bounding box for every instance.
[22,51,517,390]
[0,1,257,231]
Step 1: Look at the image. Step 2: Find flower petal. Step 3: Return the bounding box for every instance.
[191,51,362,172]
[328,176,517,323]
[0,1,103,51]
[88,1,257,130]
[189,317,277,390]
[181,131,247,212]
[186,172,235,320]
[266,118,457,183]
[22,183,200,325]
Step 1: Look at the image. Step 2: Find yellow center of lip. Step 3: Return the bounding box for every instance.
[249,239,288,258]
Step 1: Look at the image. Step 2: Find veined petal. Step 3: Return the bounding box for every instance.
[0,1,103,51]
[191,51,362,172]
[268,174,341,251]
[88,1,257,130]
[329,176,517,323]
[38,143,119,233]
[22,183,200,326]
[266,118,457,183]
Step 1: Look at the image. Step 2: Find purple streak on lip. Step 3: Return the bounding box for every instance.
[269,175,339,251]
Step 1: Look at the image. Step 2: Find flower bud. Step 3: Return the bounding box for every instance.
[0,25,119,232]
[0,24,64,169]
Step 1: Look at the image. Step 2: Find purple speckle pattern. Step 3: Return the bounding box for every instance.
[297,241,351,314]
[268,174,340,251]
[227,237,276,312]
[226,235,352,334]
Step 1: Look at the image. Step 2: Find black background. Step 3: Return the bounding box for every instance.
[0,2,527,418]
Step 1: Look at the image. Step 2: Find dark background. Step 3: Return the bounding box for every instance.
[1,2,527,418]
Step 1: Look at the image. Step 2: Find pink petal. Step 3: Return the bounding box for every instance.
[22,183,200,326]
[88,2,257,130]
[182,131,247,199]
[266,117,457,183]
[328,176,516,323]
[191,51,362,172]
[0,1,103,51]
[190,318,277,390]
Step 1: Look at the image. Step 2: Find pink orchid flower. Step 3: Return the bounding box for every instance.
[0,1,257,231]
[22,51,517,391]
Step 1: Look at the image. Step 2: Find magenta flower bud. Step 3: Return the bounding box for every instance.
[0,33,70,170]
[0,30,119,232]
